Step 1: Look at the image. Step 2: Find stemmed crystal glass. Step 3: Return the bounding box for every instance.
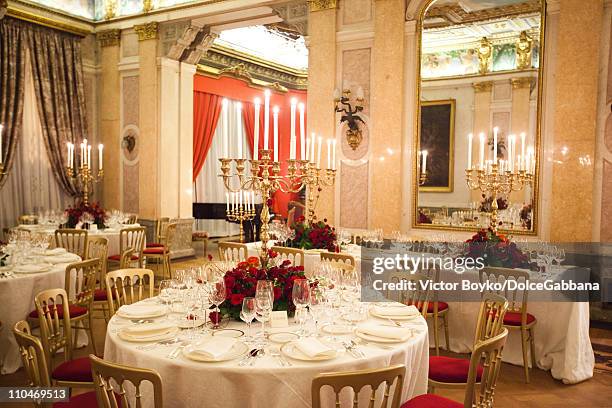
[309,287,326,337]
[208,278,226,329]
[292,279,311,337]
[255,290,272,340]
[240,297,257,343]
[158,280,172,305]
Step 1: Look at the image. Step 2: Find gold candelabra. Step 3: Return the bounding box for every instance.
[466,164,533,231]
[220,149,315,264]
[0,163,6,176]
[304,167,336,223]
[226,202,255,243]
[67,163,104,206]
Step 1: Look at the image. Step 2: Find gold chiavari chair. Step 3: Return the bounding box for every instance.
[125,214,138,225]
[13,321,99,407]
[108,227,146,269]
[419,265,450,356]
[320,252,356,267]
[312,365,406,408]
[480,267,536,382]
[32,288,94,387]
[143,222,177,280]
[428,293,508,393]
[90,354,163,408]
[387,272,431,318]
[55,229,88,259]
[65,259,100,356]
[401,329,509,408]
[271,246,305,267]
[105,268,155,316]
[88,237,111,321]
[218,242,248,262]
[147,217,170,248]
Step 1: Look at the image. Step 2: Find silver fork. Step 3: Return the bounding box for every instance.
[137,338,179,350]
[268,349,292,367]
[167,341,189,359]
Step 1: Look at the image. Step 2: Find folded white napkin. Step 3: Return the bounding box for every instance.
[358,324,412,341]
[45,248,67,256]
[190,338,237,359]
[117,304,166,318]
[372,305,419,318]
[122,322,175,337]
[13,264,48,273]
[294,338,335,358]
[45,253,81,264]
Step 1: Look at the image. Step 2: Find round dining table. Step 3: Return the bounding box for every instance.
[104,299,429,408]
[0,250,82,374]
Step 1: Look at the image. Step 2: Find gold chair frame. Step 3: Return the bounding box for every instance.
[271,246,305,267]
[218,242,248,262]
[144,222,177,280]
[320,252,356,267]
[387,272,431,318]
[90,354,163,408]
[88,237,110,321]
[154,217,170,245]
[55,228,88,259]
[311,364,405,408]
[13,321,51,388]
[105,268,155,316]
[65,259,100,356]
[480,266,536,383]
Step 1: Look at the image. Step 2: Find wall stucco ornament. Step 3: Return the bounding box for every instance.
[0,0,7,20]
[134,22,159,41]
[97,29,121,47]
[308,0,337,12]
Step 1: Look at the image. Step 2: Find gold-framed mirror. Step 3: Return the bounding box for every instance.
[413,0,545,235]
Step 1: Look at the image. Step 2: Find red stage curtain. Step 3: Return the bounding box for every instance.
[193,92,223,181]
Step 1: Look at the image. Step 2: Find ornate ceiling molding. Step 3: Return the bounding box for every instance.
[165,22,217,64]
[97,28,120,47]
[134,21,158,41]
[6,5,92,36]
[424,1,541,29]
[272,1,308,35]
[307,0,337,12]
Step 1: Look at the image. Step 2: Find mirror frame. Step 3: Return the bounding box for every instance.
[412,0,547,236]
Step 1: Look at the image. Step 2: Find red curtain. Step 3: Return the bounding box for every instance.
[193,92,223,181]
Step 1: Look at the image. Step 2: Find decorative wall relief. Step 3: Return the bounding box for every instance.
[341,48,370,160]
[121,75,139,214]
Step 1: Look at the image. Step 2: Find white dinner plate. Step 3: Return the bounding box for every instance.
[12,264,52,274]
[267,332,299,344]
[116,308,168,320]
[212,329,245,338]
[175,317,206,329]
[118,326,179,343]
[280,341,338,362]
[354,328,412,344]
[321,324,354,335]
[183,341,249,362]
[369,310,421,322]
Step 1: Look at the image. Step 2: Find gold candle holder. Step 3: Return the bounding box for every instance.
[226,204,256,243]
[466,164,533,231]
[66,163,104,206]
[0,163,6,176]
[303,165,336,223]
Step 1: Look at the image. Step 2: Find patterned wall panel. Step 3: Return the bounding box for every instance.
[341,48,371,160]
[340,161,368,228]
[122,75,139,213]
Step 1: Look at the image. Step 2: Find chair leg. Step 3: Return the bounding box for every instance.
[432,313,440,356]
[520,327,530,383]
[87,312,98,356]
[529,327,537,368]
[443,313,450,351]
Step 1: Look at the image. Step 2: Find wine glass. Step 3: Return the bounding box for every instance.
[208,278,227,329]
[158,280,172,305]
[309,287,326,337]
[292,279,311,337]
[256,280,274,307]
[241,297,256,342]
[255,293,272,340]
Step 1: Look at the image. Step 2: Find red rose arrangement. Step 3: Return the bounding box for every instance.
[65,202,106,229]
[465,228,532,269]
[288,216,338,252]
[220,250,306,321]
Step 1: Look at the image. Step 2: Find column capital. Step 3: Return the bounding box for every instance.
[308,0,337,12]
[473,81,493,93]
[134,22,159,41]
[511,77,533,89]
[97,29,121,47]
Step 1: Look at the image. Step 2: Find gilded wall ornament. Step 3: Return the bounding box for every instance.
[104,0,116,20]
[473,81,493,93]
[476,37,493,75]
[134,22,159,41]
[308,0,337,12]
[516,31,533,70]
[511,77,533,89]
[97,29,121,47]
[142,0,154,13]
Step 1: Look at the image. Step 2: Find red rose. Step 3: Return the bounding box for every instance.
[273,286,282,301]
[207,254,213,261]
[247,256,260,267]
[224,276,235,291]
[230,293,245,306]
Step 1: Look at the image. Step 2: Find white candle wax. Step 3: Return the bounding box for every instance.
[290,98,297,160]
[306,138,311,164]
[493,127,498,164]
[327,139,331,169]
[467,133,473,170]
[421,150,428,175]
[226,192,230,212]
[80,143,85,167]
[239,190,243,208]
[273,106,279,162]
[263,90,270,150]
[66,142,70,166]
[508,135,515,172]
[236,102,243,159]
[332,139,337,170]
[87,145,91,168]
[299,103,305,161]
[520,132,526,167]
[316,136,322,168]
[479,133,485,169]
[98,144,103,170]
[253,98,260,160]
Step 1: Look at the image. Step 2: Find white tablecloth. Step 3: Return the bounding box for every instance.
[0,254,83,374]
[104,300,429,408]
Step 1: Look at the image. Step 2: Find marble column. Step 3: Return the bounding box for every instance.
[98,30,121,210]
[472,81,492,202]
[307,3,337,223]
[179,62,196,218]
[370,0,405,233]
[550,0,603,242]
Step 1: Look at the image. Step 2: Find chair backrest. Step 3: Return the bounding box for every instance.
[66,259,101,308]
[119,227,146,267]
[13,321,51,393]
[479,267,530,319]
[55,229,88,259]
[311,365,406,408]
[125,214,138,225]
[272,246,305,267]
[320,252,356,267]
[34,288,73,364]
[88,237,109,280]
[105,269,154,315]
[464,328,509,408]
[155,217,170,243]
[90,354,163,408]
[387,272,431,317]
[473,293,509,346]
[163,222,178,252]
[218,242,248,262]
[120,248,136,269]
[18,215,39,225]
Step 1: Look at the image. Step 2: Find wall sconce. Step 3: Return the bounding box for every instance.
[122,133,136,153]
[334,86,365,150]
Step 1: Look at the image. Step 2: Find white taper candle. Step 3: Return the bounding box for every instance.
[263,90,270,150]
[253,98,260,160]
[298,103,305,161]
[273,106,279,162]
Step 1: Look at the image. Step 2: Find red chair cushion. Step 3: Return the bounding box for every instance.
[53,391,122,408]
[143,247,165,255]
[503,311,536,326]
[108,254,139,261]
[427,301,449,314]
[401,394,462,408]
[429,356,483,383]
[52,357,93,382]
[94,288,119,301]
[29,304,88,319]
[146,243,164,248]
